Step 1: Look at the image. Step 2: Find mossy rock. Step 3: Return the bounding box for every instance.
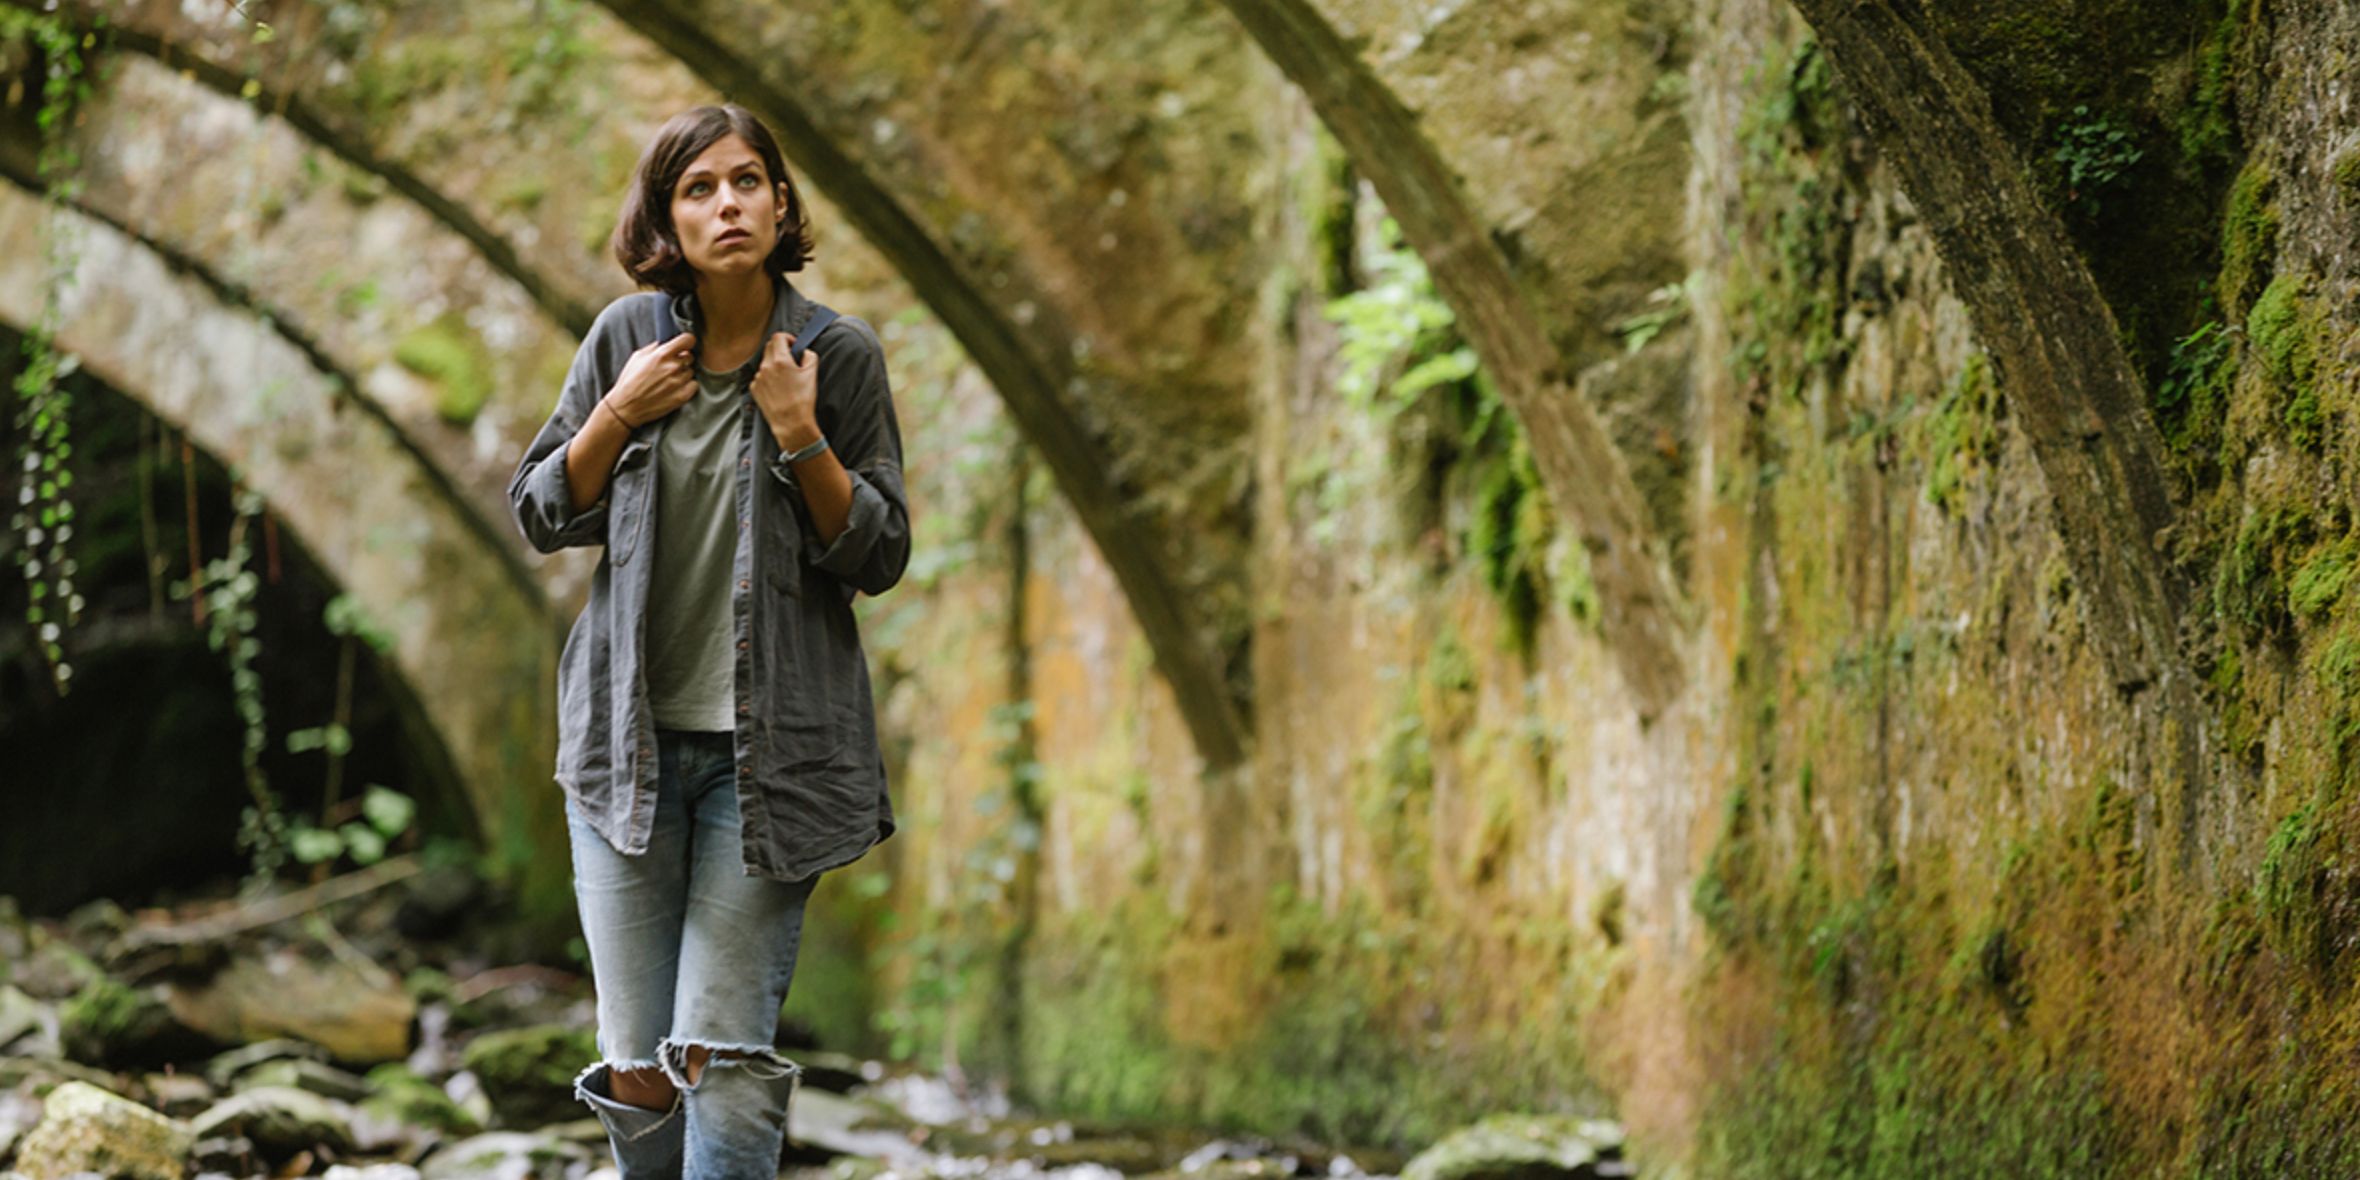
[11,1080,193,1180]
[2334,148,2360,208]
[1401,1115,1627,1180]
[59,977,214,1069]
[2217,161,2280,316]
[362,1061,484,1136]
[188,1083,360,1158]
[456,1024,598,1129]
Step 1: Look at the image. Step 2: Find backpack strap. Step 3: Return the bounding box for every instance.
[791,304,840,364]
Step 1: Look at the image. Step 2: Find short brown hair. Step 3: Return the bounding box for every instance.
[610,104,815,293]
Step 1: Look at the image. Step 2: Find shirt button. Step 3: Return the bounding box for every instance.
[737,640,749,651]
[738,579,749,590]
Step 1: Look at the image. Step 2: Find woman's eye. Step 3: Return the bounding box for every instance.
[737,174,759,188]
[687,181,710,197]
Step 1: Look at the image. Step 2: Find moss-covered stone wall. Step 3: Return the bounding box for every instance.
[847,0,2360,1172]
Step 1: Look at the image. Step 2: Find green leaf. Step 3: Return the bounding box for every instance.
[339,822,386,865]
[362,785,415,837]
[290,825,344,865]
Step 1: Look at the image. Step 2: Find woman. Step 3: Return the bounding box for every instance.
[506,103,911,1179]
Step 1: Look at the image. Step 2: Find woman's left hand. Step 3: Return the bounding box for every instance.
[750,331,822,454]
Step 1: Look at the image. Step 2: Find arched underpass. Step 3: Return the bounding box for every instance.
[0,182,571,930]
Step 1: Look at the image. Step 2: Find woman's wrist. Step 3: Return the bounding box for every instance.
[596,397,637,432]
[770,417,823,456]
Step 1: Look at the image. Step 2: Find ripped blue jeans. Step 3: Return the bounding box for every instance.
[566,728,821,1180]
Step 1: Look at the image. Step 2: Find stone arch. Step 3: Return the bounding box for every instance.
[1211,0,1698,719]
[71,0,1270,768]
[0,50,600,606]
[1761,0,2186,690]
[0,183,571,927]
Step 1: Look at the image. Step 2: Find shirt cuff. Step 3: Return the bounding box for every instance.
[803,469,892,576]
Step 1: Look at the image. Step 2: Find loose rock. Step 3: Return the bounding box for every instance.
[10,1080,193,1180]
[167,949,414,1064]
[138,1071,215,1118]
[59,978,215,1068]
[236,1057,376,1103]
[0,988,46,1053]
[361,1064,482,1137]
[416,1130,593,1180]
[187,1084,359,1158]
[1400,1115,1628,1180]
[325,1164,425,1180]
[203,1038,329,1090]
[454,1026,595,1129]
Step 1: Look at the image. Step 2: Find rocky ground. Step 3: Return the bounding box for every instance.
[0,859,1628,1180]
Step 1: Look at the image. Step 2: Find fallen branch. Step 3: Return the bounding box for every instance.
[117,854,423,953]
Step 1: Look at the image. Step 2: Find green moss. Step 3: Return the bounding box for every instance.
[2217,162,2280,317]
[1923,353,1999,514]
[1467,435,1551,658]
[458,1023,599,1127]
[2154,319,2235,462]
[394,313,495,427]
[495,175,549,214]
[2245,272,2332,450]
[2253,797,2331,975]
[1695,784,1761,949]
[2334,150,2360,208]
[2210,645,2262,763]
[2172,8,2246,168]
[2311,632,2360,750]
[1724,37,1849,405]
[2215,501,2315,638]
[1363,696,1436,911]
[58,977,161,1066]
[1013,890,1605,1150]
[2288,538,2357,619]
[361,1062,482,1134]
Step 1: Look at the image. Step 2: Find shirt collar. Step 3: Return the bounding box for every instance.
[666,276,817,380]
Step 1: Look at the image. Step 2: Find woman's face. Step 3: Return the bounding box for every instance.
[668,133,787,282]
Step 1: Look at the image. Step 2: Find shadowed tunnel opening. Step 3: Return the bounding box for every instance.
[0,337,477,915]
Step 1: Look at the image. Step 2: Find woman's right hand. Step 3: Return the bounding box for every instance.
[601,331,699,428]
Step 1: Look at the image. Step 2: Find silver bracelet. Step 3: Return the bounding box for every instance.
[782,435,830,464]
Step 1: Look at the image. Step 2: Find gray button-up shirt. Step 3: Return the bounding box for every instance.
[508,278,909,881]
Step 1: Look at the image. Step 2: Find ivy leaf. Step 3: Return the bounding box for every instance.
[339,822,386,865]
[290,825,344,865]
[362,785,415,838]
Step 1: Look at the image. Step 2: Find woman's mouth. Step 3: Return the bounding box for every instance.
[716,228,750,246]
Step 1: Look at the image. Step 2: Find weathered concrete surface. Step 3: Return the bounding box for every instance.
[0,186,568,930]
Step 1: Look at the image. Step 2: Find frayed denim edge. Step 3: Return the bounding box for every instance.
[571,1058,683,1143]
[654,1037,804,1091]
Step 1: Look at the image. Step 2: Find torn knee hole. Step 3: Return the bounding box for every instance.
[655,1038,800,1088]
[572,1058,670,1104]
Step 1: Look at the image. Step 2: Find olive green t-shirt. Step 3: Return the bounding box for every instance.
[644,363,747,731]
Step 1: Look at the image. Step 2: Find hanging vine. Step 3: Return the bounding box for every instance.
[4,10,103,694]
[180,485,291,884]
